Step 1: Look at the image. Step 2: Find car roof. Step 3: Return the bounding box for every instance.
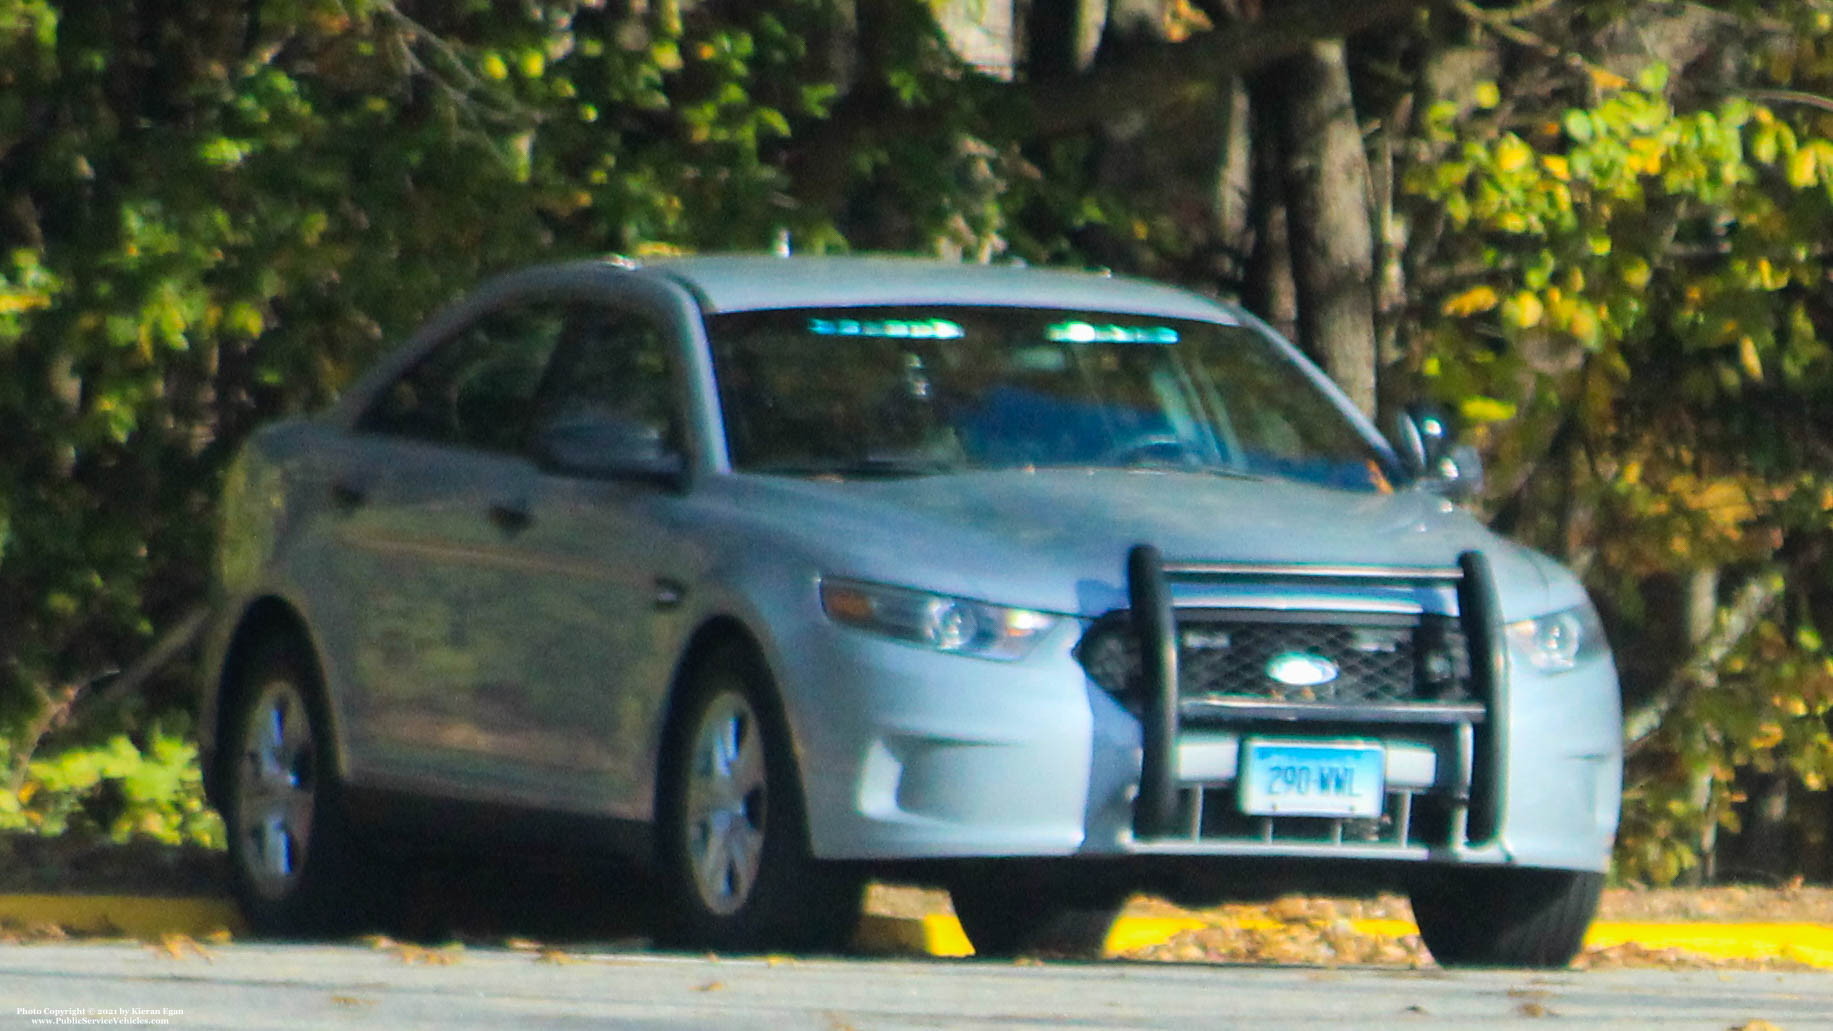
[632,254,1243,323]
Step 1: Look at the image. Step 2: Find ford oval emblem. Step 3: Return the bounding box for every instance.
[1266,651,1339,687]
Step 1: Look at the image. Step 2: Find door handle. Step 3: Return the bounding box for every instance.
[488,501,533,534]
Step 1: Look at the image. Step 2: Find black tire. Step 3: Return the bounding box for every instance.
[1409,867,1603,968]
[221,640,372,936]
[950,873,1123,959]
[655,643,861,952]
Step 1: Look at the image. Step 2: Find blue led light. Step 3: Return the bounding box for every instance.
[1044,321,1179,344]
[808,318,965,340]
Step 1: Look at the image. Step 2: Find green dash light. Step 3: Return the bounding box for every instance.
[1044,321,1178,344]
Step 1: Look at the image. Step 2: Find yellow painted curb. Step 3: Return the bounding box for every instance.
[1583,922,1833,967]
[0,895,245,939]
[857,910,1833,967]
[856,913,974,957]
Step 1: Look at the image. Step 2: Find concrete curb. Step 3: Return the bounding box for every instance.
[4,894,1830,968]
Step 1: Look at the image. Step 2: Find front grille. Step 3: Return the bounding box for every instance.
[1077,611,1472,707]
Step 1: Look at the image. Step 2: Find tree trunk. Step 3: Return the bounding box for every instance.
[1683,566,1720,886]
[1245,77,1296,341]
[1274,39,1379,417]
[1211,73,1253,289]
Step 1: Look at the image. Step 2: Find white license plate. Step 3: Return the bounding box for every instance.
[1238,740,1385,818]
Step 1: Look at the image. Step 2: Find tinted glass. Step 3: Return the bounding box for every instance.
[360,303,565,452]
[533,307,679,447]
[708,307,1392,492]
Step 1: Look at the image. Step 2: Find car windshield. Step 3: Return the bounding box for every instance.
[707,306,1395,493]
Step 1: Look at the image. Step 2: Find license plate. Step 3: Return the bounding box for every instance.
[1238,740,1384,818]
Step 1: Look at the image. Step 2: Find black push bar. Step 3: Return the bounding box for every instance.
[1125,545,1504,844]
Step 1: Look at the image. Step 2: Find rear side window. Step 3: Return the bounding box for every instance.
[360,303,565,452]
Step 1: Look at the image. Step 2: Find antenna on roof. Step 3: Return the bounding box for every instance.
[773,228,792,257]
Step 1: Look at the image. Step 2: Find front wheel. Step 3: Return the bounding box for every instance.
[222,642,371,935]
[655,645,861,952]
[1409,867,1603,968]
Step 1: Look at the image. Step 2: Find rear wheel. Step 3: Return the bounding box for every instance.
[656,644,861,952]
[222,641,370,936]
[1409,867,1603,968]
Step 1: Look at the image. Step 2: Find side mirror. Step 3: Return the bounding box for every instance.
[1391,403,1484,500]
[531,409,686,489]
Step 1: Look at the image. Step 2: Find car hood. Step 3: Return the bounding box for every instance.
[703,469,1574,619]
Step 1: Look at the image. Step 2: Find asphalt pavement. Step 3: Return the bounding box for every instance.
[0,941,1827,1030]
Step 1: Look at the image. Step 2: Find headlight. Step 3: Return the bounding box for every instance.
[1505,602,1609,673]
[819,578,1058,660]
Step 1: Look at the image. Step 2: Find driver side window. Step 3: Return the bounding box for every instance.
[360,303,566,453]
[526,306,683,470]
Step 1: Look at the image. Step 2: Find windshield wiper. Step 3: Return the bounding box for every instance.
[759,455,963,479]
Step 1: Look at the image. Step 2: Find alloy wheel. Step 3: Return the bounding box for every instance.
[683,689,768,916]
[234,681,317,901]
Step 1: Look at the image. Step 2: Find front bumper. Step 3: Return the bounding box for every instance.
[781,554,1620,876]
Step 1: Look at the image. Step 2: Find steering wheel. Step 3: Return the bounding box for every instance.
[1098,433,1194,467]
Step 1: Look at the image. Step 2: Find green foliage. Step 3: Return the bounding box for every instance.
[1406,37,1833,880]
[0,725,222,847]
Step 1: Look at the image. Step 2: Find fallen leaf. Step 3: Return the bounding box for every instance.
[1516,1001,1554,1018]
[330,996,374,1008]
[693,980,725,992]
[147,933,213,963]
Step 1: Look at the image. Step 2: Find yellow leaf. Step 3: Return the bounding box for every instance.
[1588,67,1630,90]
[1495,136,1533,173]
[1441,285,1499,317]
[1621,258,1652,291]
[1788,145,1819,188]
[1567,306,1598,342]
[1620,460,1642,486]
[1739,335,1764,381]
[1473,81,1501,109]
[1750,722,1784,750]
[1756,258,1789,290]
[0,291,51,315]
[1459,396,1517,424]
[1503,291,1544,329]
[1540,154,1570,180]
[479,53,510,81]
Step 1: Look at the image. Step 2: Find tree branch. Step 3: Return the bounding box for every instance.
[1624,569,1785,752]
[1026,0,1434,137]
